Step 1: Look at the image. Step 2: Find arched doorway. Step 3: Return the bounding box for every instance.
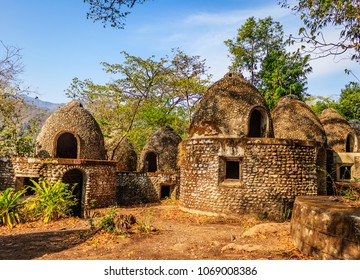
[248,108,267,137]
[56,132,78,158]
[145,152,157,172]
[62,169,84,217]
[346,134,354,152]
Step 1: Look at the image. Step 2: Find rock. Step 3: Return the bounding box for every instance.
[221,243,262,253]
[241,222,290,237]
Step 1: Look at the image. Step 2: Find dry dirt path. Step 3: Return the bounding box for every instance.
[0,202,310,260]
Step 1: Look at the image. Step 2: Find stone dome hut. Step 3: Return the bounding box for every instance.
[36,101,106,160]
[190,72,273,138]
[319,108,357,153]
[271,95,327,194]
[139,126,182,172]
[180,72,320,219]
[271,95,326,143]
[112,137,137,171]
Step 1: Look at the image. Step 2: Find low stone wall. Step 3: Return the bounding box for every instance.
[116,171,180,205]
[0,157,117,209]
[291,196,360,260]
[180,137,319,219]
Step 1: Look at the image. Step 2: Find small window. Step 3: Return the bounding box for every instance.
[226,160,241,179]
[339,166,351,181]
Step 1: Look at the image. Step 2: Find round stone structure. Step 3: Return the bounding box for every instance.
[189,72,274,138]
[139,126,182,173]
[272,95,326,144]
[36,101,106,160]
[320,108,357,153]
[112,137,138,171]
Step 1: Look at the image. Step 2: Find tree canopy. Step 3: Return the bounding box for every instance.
[279,0,360,62]
[225,16,312,109]
[84,0,149,29]
[0,42,40,157]
[66,48,211,157]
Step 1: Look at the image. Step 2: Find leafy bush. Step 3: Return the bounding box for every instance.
[0,188,26,228]
[26,179,77,223]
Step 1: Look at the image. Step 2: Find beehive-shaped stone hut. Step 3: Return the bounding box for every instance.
[36,101,106,159]
[139,126,182,172]
[180,72,320,219]
[112,137,137,171]
[319,108,357,152]
[272,95,326,143]
[272,95,327,194]
[349,120,360,153]
[190,72,273,138]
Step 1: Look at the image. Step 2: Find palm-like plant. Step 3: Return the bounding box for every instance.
[27,179,77,223]
[0,188,25,228]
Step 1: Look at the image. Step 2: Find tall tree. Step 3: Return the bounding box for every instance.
[337,82,360,120]
[84,0,149,29]
[225,17,312,108]
[0,42,40,156]
[279,0,360,61]
[66,48,211,156]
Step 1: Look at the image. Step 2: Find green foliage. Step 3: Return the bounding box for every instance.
[0,188,25,228]
[66,48,211,155]
[337,82,360,120]
[26,180,77,223]
[305,95,338,115]
[225,16,311,109]
[279,0,359,61]
[98,207,118,233]
[0,42,41,157]
[84,0,148,29]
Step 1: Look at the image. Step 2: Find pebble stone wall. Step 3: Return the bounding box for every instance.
[179,137,318,219]
[116,171,180,205]
[0,157,117,208]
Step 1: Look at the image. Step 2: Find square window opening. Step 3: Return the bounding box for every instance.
[226,161,240,179]
[339,166,351,180]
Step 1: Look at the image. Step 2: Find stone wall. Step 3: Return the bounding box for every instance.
[180,137,318,219]
[116,171,180,205]
[0,157,117,209]
[291,196,360,260]
[0,157,15,190]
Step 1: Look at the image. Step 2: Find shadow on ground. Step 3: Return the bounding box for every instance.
[0,229,96,260]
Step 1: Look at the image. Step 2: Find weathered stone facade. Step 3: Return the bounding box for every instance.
[180,138,318,219]
[116,171,180,205]
[0,157,117,209]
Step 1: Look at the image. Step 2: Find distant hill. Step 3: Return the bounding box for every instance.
[19,94,64,112]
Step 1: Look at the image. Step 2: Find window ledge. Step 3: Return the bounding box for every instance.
[219,179,243,188]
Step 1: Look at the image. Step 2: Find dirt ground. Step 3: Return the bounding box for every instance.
[0,201,312,260]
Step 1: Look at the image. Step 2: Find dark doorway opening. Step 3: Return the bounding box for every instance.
[15,177,38,195]
[56,132,78,158]
[226,161,240,179]
[248,109,265,137]
[62,169,84,217]
[145,152,157,172]
[346,135,354,152]
[160,185,171,199]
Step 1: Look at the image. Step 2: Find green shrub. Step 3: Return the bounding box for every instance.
[26,179,77,223]
[0,188,26,228]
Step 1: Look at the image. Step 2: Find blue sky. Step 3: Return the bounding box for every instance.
[1,0,359,104]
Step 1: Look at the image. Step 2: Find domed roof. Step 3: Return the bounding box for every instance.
[271,95,326,143]
[319,108,356,152]
[139,126,182,172]
[36,101,106,159]
[189,72,273,138]
[112,137,137,171]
